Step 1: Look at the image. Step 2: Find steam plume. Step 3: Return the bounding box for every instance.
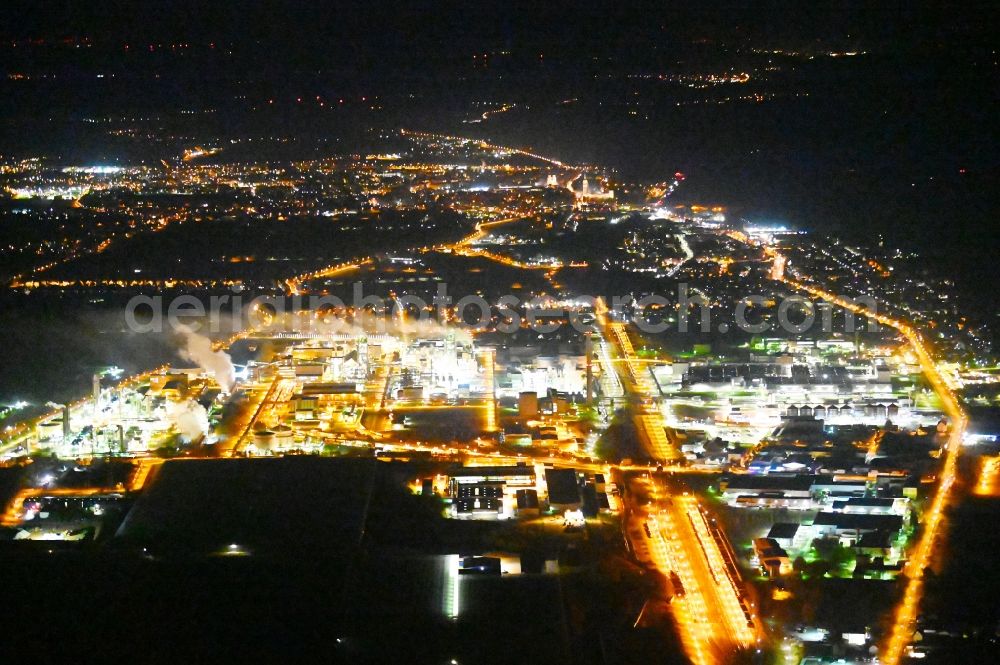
[175,325,236,391]
[166,399,209,441]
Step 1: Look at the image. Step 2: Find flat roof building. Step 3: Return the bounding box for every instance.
[720,474,814,499]
[545,468,581,510]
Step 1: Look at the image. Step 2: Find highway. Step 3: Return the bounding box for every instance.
[400,128,578,169]
[599,307,680,462]
[284,258,370,296]
[445,214,525,248]
[623,471,759,665]
[667,229,695,277]
[598,299,756,663]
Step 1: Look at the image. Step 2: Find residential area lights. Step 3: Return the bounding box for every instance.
[756,247,968,665]
[1,130,982,665]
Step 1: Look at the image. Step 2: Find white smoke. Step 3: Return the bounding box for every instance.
[303,310,473,344]
[166,398,209,442]
[175,325,236,391]
[559,358,585,394]
[394,316,474,344]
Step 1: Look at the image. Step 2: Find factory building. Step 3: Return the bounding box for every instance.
[446,465,536,519]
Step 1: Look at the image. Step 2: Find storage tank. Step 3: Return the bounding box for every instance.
[397,386,424,401]
[518,391,539,418]
[272,424,294,449]
[38,420,63,442]
[253,430,275,451]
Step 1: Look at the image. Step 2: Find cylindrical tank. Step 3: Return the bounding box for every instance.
[253,430,275,451]
[39,421,62,442]
[273,424,293,449]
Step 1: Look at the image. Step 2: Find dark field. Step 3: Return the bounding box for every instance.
[0,457,659,664]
